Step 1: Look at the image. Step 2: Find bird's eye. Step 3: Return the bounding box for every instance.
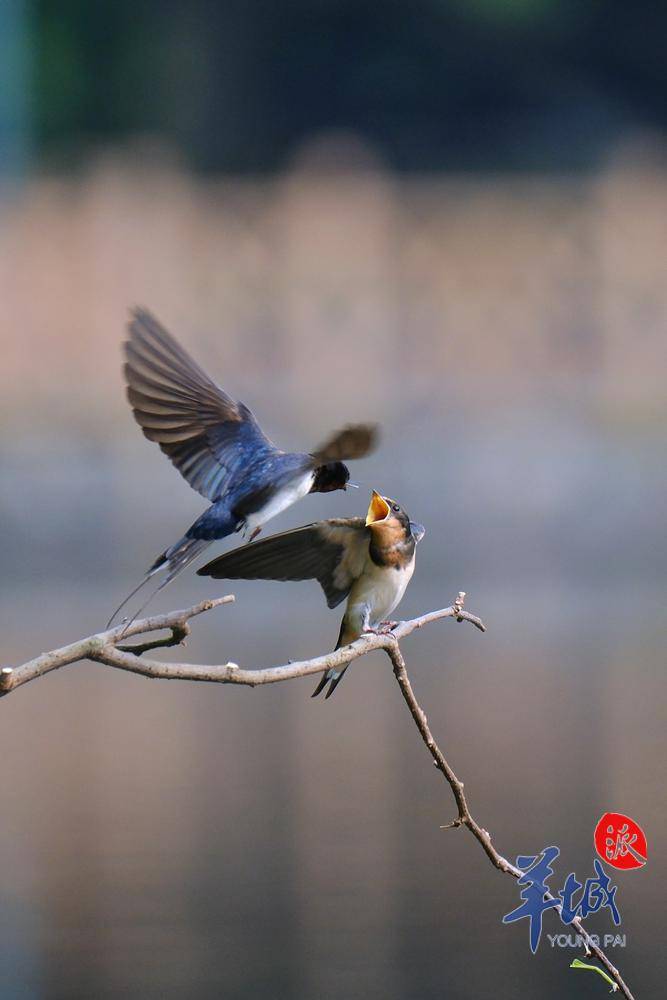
[392,504,400,512]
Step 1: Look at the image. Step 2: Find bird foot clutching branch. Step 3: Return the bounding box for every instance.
[1,591,482,696]
[363,621,399,637]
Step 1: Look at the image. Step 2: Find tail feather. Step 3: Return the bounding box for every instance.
[106,536,211,630]
[311,670,332,698]
[311,619,352,699]
[311,663,349,699]
[325,667,348,698]
[105,564,160,629]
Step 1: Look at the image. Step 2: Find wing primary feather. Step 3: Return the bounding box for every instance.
[123,308,275,501]
[311,423,378,464]
[198,519,367,608]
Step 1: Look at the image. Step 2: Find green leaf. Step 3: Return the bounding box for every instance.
[570,958,618,992]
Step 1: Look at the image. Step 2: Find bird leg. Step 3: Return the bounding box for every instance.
[360,609,380,636]
[248,526,262,542]
[361,613,399,637]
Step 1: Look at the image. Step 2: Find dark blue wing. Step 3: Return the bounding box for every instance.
[124,308,276,501]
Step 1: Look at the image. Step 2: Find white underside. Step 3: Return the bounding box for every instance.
[343,554,415,639]
[243,471,315,537]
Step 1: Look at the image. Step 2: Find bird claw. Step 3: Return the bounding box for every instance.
[363,620,398,636]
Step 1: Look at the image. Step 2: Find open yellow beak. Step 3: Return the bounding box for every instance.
[365,490,390,526]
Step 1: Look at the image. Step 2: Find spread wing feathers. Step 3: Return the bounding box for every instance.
[125,308,275,501]
[198,518,368,609]
[311,424,378,464]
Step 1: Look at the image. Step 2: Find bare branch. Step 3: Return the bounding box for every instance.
[0,595,235,696]
[0,588,635,997]
[385,628,635,1000]
[0,594,481,695]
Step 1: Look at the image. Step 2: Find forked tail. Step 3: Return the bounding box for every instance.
[106,535,212,631]
[311,618,351,699]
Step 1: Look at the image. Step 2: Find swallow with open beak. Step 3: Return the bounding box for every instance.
[198,491,425,698]
[107,309,377,626]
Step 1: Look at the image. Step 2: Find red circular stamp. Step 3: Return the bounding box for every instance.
[594,813,647,871]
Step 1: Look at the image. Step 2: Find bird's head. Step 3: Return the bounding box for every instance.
[311,461,351,493]
[365,490,425,543]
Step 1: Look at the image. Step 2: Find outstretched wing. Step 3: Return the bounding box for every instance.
[311,424,378,464]
[124,308,275,501]
[198,518,368,609]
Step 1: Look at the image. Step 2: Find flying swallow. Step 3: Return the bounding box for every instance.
[198,491,425,698]
[107,309,377,626]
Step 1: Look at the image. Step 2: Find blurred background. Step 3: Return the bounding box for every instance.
[0,2,665,998]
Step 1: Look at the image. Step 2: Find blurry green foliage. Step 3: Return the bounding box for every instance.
[25,0,667,173]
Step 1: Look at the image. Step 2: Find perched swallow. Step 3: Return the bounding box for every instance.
[107,309,377,626]
[198,491,425,698]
